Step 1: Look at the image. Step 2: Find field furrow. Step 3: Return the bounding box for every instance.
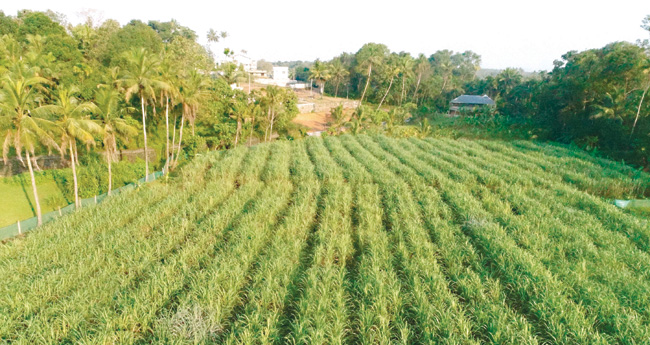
[404,138,650,342]
[1,135,647,344]
[338,135,479,344]
[365,135,606,344]
[359,135,539,344]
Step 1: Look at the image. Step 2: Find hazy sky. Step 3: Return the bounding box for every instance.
[2,0,650,71]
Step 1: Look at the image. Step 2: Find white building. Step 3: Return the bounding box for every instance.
[232,54,257,73]
[272,66,289,81]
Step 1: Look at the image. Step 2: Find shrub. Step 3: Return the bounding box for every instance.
[182,136,207,160]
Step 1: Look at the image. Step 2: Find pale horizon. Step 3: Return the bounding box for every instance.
[2,0,650,72]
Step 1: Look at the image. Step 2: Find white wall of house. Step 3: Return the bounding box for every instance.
[273,66,289,81]
[232,54,257,72]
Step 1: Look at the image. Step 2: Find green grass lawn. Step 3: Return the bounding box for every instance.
[0,122,175,230]
[0,175,68,228]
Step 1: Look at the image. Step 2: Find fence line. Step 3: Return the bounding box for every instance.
[0,170,164,242]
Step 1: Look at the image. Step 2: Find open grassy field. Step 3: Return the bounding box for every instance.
[0,176,68,228]
[1,135,649,344]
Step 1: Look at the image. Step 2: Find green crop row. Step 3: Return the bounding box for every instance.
[1,134,648,344]
[406,137,650,342]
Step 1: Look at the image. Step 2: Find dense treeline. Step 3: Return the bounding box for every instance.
[303,17,650,169]
[306,44,480,109]
[466,41,650,168]
[0,10,298,225]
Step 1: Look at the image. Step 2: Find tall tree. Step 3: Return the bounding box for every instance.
[632,16,650,137]
[376,55,401,110]
[93,87,138,194]
[255,86,297,142]
[355,43,389,103]
[158,53,178,171]
[412,54,431,104]
[429,50,455,96]
[175,70,208,164]
[120,48,167,181]
[329,60,349,98]
[33,86,101,208]
[261,86,285,142]
[0,65,60,225]
[228,91,250,147]
[397,53,414,105]
[309,59,330,98]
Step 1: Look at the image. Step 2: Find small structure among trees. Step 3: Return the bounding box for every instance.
[449,95,495,115]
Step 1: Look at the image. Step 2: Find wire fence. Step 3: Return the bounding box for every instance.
[0,171,164,242]
[614,199,650,212]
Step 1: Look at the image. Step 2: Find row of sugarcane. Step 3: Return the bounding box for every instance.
[372,134,650,344]
[2,134,649,344]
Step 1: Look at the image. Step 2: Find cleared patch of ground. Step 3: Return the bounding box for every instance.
[293,111,332,132]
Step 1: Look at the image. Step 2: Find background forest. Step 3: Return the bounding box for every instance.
[0,10,298,225]
[290,17,650,169]
[0,10,649,226]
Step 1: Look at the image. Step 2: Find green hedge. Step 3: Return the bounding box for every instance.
[50,159,146,200]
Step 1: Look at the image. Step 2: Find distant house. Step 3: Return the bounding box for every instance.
[258,66,292,87]
[287,80,308,89]
[250,70,267,78]
[232,54,257,72]
[272,66,289,81]
[449,95,495,115]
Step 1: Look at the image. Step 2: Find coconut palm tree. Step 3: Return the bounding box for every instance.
[348,106,369,135]
[93,87,138,195]
[397,54,414,106]
[158,54,179,171]
[412,54,431,105]
[248,92,263,146]
[120,48,168,181]
[261,86,286,142]
[496,68,523,95]
[33,86,101,208]
[377,56,401,110]
[0,67,60,226]
[631,66,650,137]
[228,91,250,147]
[355,43,389,104]
[174,70,208,165]
[418,118,432,138]
[329,60,349,98]
[329,104,346,134]
[309,60,330,98]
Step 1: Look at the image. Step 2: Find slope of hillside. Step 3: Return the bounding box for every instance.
[1,135,649,344]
